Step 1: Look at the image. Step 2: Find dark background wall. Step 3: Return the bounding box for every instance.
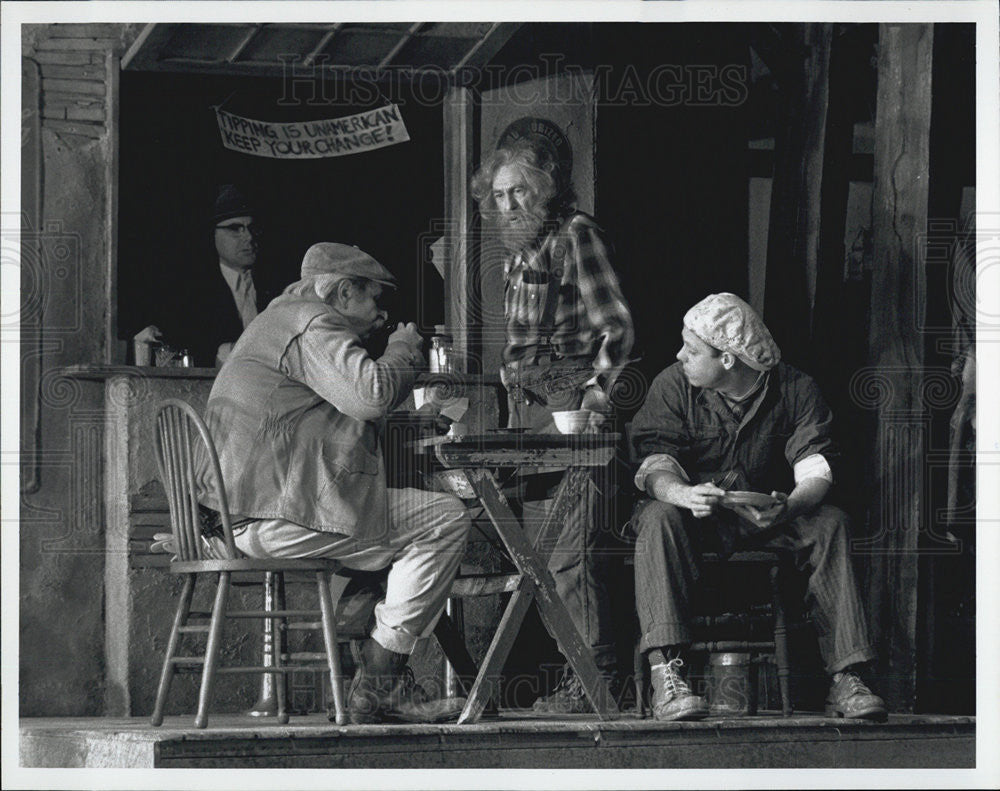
[596,24,751,389]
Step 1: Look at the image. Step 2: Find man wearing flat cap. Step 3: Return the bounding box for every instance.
[200,242,470,724]
[135,184,280,366]
[629,293,886,722]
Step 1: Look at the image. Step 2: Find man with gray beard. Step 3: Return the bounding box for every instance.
[471,129,635,713]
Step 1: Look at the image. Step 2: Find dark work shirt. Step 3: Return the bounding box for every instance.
[630,361,839,495]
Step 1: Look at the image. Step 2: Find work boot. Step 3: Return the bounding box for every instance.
[650,658,709,721]
[344,639,465,725]
[532,665,622,715]
[825,669,887,721]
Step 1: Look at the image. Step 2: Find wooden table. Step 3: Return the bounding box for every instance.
[416,431,622,724]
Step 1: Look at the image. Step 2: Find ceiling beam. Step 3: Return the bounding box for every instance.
[453,22,521,71]
[379,22,425,68]
[121,22,523,79]
[121,23,176,71]
[303,23,342,67]
[227,24,262,64]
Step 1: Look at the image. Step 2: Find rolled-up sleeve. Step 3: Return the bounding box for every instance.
[793,453,834,485]
[285,315,423,421]
[634,453,690,492]
[784,375,839,476]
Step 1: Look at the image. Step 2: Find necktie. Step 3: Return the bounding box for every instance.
[233,270,258,329]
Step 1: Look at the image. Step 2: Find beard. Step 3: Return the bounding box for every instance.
[496,207,548,253]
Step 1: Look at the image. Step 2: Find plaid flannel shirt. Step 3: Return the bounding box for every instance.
[503,213,634,391]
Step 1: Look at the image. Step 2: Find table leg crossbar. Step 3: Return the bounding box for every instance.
[457,466,620,724]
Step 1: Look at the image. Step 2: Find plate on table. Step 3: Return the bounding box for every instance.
[722,490,779,508]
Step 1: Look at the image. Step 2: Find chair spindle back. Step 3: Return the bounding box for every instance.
[153,399,238,561]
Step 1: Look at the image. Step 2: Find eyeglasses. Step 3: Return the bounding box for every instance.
[215,222,262,237]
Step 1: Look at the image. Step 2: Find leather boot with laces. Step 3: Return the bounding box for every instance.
[532,666,622,715]
[650,658,709,721]
[825,669,887,721]
[344,638,465,724]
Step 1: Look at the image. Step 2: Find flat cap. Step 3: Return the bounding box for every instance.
[300,242,397,288]
[683,293,780,371]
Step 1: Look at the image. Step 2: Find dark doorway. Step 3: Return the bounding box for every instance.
[118,69,446,349]
[593,23,752,415]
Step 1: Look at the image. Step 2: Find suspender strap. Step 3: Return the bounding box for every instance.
[538,224,566,341]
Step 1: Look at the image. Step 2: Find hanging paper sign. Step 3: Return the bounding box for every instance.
[215,105,410,159]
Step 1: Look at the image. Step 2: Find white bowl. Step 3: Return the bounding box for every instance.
[552,409,593,434]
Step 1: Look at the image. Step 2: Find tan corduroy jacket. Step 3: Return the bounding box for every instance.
[199,293,423,537]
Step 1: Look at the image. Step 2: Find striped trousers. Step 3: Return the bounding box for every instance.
[632,499,876,674]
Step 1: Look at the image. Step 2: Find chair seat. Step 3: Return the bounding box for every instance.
[169,558,344,574]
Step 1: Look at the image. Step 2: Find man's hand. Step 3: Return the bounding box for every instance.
[388,321,423,353]
[500,362,535,405]
[733,491,790,529]
[683,482,726,518]
[215,341,234,367]
[133,325,163,343]
[581,384,611,432]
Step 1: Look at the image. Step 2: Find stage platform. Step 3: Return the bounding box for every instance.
[20,711,975,768]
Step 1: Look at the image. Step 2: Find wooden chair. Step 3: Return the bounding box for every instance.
[150,398,350,728]
[632,550,794,717]
[620,425,794,717]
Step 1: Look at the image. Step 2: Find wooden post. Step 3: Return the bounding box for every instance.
[811,27,868,396]
[21,56,43,494]
[859,23,934,713]
[105,48,121,363]
[762,23,833,368]
[443,86,476,372]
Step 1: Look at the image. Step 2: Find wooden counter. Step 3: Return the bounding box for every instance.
[61,364,502,388]
[59,366,223,716]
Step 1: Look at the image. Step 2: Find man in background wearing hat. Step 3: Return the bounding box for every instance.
[200,242,470,724]
[471,128,635,713]
[134,184,280,366]
[629,293,886,722]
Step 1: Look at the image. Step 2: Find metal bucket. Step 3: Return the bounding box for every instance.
[708,652,757,716]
